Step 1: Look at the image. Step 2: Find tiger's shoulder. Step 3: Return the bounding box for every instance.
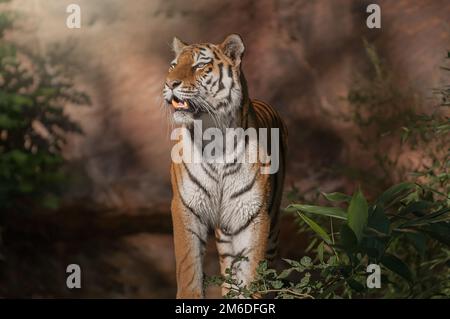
[251,99,288,137]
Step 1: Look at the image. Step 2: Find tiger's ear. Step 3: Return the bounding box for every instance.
[220,34,245,66]
[172,37,187,55]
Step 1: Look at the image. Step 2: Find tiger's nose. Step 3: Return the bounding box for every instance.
[166,80,182,89]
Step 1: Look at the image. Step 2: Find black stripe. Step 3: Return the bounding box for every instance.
[185,274,196,289]
[182,162,211,198]
[219,248,246,260]
[223,163,242,178]
[196,58,212,64]
[179,250,191,266]
[187,228,207,247]
[225,162,237,168]
[182,261,195,273]
[216,238,231,244]
[177,250,192,279]
[178,191,205,225]
[217,63,224,92]
[201,163,219,183]
[216,101,227,110]
[206,162,217,173]
[230,172,257,199]
[221,203,262,236]
[173,168,207,226]
[226,79,234,102]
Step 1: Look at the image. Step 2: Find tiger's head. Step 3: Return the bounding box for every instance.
[163,34,245,127]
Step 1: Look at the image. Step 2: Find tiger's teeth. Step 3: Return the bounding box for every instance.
[171,99,188,109]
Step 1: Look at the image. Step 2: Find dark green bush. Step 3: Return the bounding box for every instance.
[0,4,89,212]
[207,182,449,299]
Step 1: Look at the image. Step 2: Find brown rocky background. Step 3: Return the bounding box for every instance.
[0,0,448,298]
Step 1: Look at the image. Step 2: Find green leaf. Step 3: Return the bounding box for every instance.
[340,224,358,252]
[400,200,433,216]
[346,278,365,292]
[0,114,21,128]
[376,182,415,207]
[35,87,58,97]
[400,207,450,228]
[421,223,450,246]
[321,191,352,203]
[268,280,283,289]
[270,280,284,289]
[363,205,389,261]
[277,268,294,279]
[406,232,426,257]
[287,204,347,220]
[368,205,390,234]
[347,188,368,242]
[327,255,338,266]
[282,259,301,268]
[299,273,311,287]
[305,237,318,253]
[7,150,28,165]
[319,279,345,298]
[381,253,413,282]
[317,241,325,263]
[297,212,332,245]
[12,95,33,107]
[256,260,268,273]
[300,256,312,267]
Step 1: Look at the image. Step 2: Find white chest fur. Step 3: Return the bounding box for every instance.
[177,135,265,232]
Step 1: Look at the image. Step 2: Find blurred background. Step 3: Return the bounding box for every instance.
[0,0,448,298]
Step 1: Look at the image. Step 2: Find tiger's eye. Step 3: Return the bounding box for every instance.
[194,63,206,70]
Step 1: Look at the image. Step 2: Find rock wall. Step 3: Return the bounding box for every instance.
[7,0,450,210]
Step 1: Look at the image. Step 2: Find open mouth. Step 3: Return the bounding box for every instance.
[170,96,198,114]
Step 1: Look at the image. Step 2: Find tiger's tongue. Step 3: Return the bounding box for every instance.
[171,99,188,110]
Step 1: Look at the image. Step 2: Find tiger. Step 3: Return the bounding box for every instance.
[162,34,287,299]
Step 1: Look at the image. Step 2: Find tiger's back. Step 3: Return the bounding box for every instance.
[250,99,287,260]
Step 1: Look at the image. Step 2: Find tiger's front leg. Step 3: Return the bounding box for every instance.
[171,194,208,299]
[216,209,270,297]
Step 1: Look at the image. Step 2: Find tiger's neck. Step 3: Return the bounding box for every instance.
[195,72,252,132]
[184,72,253,152]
